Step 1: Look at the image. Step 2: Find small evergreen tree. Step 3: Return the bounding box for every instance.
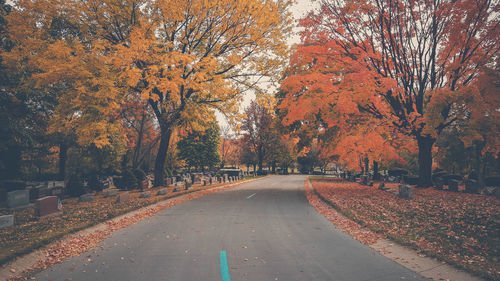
[67,174,86,197]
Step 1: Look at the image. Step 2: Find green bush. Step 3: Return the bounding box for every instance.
[120,169,138,190]
[87,173,103,191]
[133,168,147,182]
[67,174,86,197]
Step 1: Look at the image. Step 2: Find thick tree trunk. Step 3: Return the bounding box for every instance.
[133,111,146,169]
[373,161,379,180]
[153,127,172,187]
[58,142,67,180]
[417,135,435,187]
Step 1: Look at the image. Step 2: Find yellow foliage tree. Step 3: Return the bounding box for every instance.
[5,0,292,185]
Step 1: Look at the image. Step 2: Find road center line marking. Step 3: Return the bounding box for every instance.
[246,193,257,199]
[220,250,231,281]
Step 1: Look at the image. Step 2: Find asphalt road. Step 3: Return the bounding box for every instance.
[35,175,426,281]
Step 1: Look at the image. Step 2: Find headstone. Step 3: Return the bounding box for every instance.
[448,179,459,192]
[434,177,444,190]
[7,190,30,209]
[398,184,413,199]
[139,191,151,198]
[465,179,478,194]
[29,188,40,202]
[166,178,172,187]
[36,196,62,218]
[209,176,213,185]
[116,192,130,203]
[79,193,95,202]
[157,188,168,195]
[0,215,14,229]
[103,188,118,198]
[361,175,368,185]
[185,180,192,190]
[51,187,63,197]
[224,174,228,183]
[203,179,207,186]
[141,180,149,190]
[377,182,385,190]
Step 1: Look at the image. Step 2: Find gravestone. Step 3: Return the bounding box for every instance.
[157,188,168,195]
[398,184,413,199]
[103,188,118,198]
[448,179,459,192]
[7,190,30,209]
[166,178,172,187]
[29,187,40,202]
[79,193,95,202]
[51,187,63,197]
[465,179,478,194]
[184,180,192,190]
[141,180,149,191]
[377,182,385,190]
[0,215,14,229]
[224,174,228,183]
[360,175,368,185]
[203,179,207,186]
[434,177,444,190]
[36,196,62,218]
[209,176,213,185]
[139,191,151,198]
[116,192,130,203]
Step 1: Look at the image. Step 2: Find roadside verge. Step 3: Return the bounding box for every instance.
[305,177,485,281]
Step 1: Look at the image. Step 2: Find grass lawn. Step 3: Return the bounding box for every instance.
[0,180,244,267]
[310,178,500,280]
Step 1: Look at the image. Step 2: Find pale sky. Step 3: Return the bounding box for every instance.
[217,0,318,130]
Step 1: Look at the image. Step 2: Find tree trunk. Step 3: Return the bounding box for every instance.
[417,135,435,187]
[363,157,369,175]
[373,161,379,180]
[58,142,67,180]
[133,110,146,169]
[153,127,172,187]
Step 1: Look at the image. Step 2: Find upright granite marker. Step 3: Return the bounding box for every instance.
[0,215,14,229]
[36,196,62,219]
[7,190,30,209]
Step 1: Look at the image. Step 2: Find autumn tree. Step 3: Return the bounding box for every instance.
[241,101,278,173]
[280,0,499,186]
[219,125,241,168]
[112,0,291,185]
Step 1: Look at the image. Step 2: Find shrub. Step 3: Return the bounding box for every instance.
[67,174,86,197]
[120,169,138,190]
[133,168,147,182]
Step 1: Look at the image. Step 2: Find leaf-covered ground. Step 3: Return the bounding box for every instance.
[309,179,500,280]
[0,180,249,271]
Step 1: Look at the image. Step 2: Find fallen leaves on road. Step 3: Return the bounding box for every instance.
[308,179,500,280]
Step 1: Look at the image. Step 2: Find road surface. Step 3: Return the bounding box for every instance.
[35,175,426,281]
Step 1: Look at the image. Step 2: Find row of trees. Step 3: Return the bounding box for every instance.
[0,0,292,184]
[278,0,499,186]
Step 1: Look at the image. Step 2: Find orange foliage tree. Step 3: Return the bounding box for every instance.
[280,0,499,186]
